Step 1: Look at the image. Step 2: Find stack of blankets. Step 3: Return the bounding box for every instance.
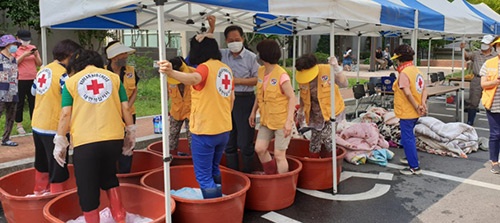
[414,116,478,158]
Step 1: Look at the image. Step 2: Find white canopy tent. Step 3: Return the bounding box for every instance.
[39,0,420,222]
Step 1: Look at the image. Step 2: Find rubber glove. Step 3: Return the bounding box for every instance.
[328,56,343,74]
[53,135,69,167]
[122,125,137,156]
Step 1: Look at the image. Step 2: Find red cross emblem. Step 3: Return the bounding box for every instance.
[418,78,423,89]
[86,79,104,95]
[222,74,231,90]
[38,74,47,87]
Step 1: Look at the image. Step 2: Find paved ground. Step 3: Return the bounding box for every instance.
[0,64,493,223]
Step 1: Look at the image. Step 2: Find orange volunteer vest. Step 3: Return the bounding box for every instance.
[393,65,424,119]
[168,66,195,121]
[65,66,125,147]
[299,64,345,123]
[189,59,233,135]
[257,65,289,130]
[481,56,500,110]
[31,61,67,133]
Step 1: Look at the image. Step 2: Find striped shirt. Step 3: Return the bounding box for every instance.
[480,62,500,112]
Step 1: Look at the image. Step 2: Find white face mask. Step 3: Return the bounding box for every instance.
[227,41,243,53]
[21,40,30,46]
[496,46,500,53]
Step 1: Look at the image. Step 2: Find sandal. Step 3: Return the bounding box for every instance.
[1,140,18,147]
[17,126,26,135]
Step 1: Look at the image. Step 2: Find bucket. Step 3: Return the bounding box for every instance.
[43,183,172,223]
[274,138,346,190]
[244,157,302,211]
[116,150,163,185]
[140,166,250,223]
[0,166,77,223]
[146,139,192,166]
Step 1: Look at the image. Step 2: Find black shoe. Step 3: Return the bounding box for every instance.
[400,167,422,175]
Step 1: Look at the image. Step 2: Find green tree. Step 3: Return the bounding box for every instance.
[0,0,39,31]
[466,0,500,13]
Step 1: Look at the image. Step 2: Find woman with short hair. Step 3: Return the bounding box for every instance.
[249,39,296,174]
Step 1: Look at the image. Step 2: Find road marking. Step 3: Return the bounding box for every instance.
[479,118,488,121]
[386,163,500,191]
[474,126,489,132]
[261,212,302,223]
[297,171,393,201]
[428,113,454,118]
[298,184,391,201]
[340,171,393,181]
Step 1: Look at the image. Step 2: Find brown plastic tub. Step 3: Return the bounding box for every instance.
[147,139,192,166]
[140,166,250,223]
[275,138,346,190]
[43,183,172,222]
[116,150,163,185]
[244,157,302,211]
[0,165,77,223]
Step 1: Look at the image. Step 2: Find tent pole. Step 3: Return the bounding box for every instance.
[356,34,361,83]
[328,20,337,194]
[411,10,419,63]
[155,1,172,222]
[298,35,303,57]
[427,38,431,83]
[451,38,455,73]
[461,34,465,122]
[41,27,48,66]
[292,35,297,97]
[355,34,361,117]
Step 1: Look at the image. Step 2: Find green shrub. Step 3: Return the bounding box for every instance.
[314,52,330,64]
[360,52,371,60]
[363,58,370,64]
[278,58,294,67]
[128,54,157,80]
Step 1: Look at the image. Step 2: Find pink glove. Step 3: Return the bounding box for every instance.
[53,135,69,167]
[122,125,136,156]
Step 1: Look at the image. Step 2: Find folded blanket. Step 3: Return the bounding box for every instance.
[414,117,478,158]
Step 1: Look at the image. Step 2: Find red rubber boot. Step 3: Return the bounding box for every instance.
[261,159,278,175]
[83,209,100,223]
[107,187,126,223]
[50,182,65,194]
[33,171,49,195]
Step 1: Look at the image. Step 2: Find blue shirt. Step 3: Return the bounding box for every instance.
[221,48,259,92]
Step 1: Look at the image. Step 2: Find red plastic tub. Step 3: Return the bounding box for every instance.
[244,157,302,211]
[0,166,77,223]
[116,150,163,185]
[277,138,347,190]
[147,139,192,166]
[140,166,250,223]
[43,183,172,222]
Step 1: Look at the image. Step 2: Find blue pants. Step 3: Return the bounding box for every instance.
[400,118,419,169]
[191,132,230,189]
[486,111,500,162]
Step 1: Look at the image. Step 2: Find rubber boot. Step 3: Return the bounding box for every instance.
[83,209,100,223]
[241,153,255,173]
[308,152,321,159]
[224,152,239,171]
[467,108,476,126]
[213,175,221,185]
[33,171,49,195]
[201,187,222,199]
[261,159,278,175]
[106,187,126,223]
[49,182,65,194]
